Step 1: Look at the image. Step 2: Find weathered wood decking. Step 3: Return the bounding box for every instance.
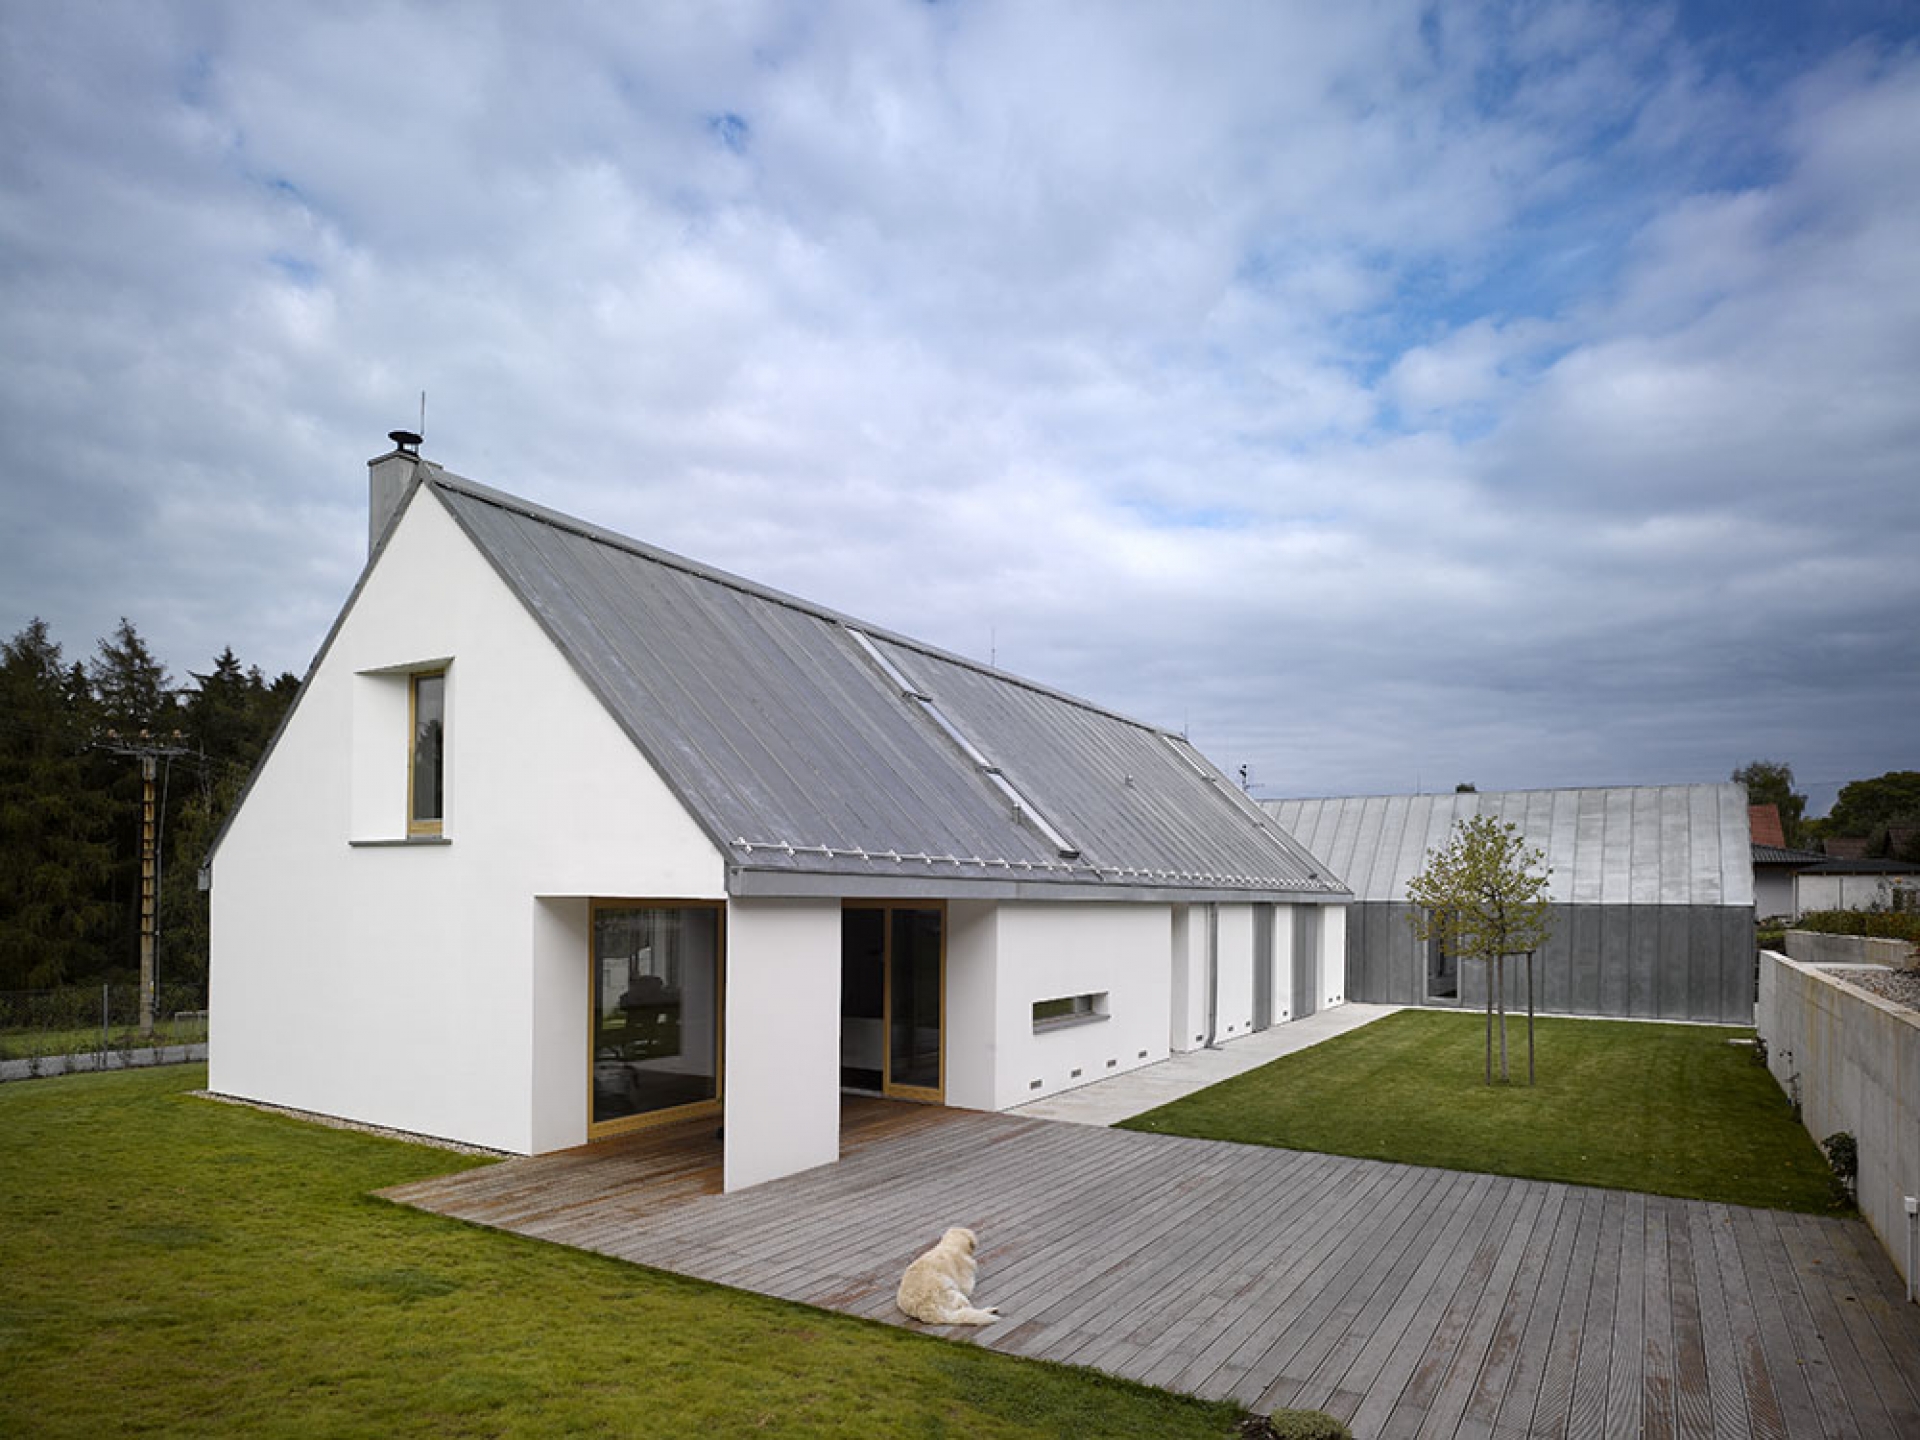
[381,1101,1920,1438]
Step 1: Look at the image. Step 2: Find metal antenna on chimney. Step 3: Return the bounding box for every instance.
[419,390,427,440]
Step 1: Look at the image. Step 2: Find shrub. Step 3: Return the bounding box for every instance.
[1822,1132,1858,1206]
[1794,909,1920,943]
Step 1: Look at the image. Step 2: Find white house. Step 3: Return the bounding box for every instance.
[208,435,1349,1190]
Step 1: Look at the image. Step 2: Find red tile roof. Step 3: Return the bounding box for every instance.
[1748,804,1786,848]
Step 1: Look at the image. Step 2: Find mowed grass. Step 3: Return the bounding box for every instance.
[0,1066,1245,1440]
[1120,1009,1843,1214]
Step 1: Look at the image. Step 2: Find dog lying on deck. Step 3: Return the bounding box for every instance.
[896,1226,1001,1326]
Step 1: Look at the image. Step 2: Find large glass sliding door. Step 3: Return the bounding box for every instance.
[840,903,943,1102]
[590,902,722,1136]
[888,908,942,1094]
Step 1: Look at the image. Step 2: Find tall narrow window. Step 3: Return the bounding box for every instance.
[408,671,445,836]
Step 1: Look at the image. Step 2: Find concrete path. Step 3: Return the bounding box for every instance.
[1009,1002,1400,1126]
[0,1042,208,1084]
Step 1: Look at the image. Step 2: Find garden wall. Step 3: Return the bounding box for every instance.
[1757,946,1919,1297]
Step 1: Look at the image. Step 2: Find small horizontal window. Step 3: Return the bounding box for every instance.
[1033,992,1109,1032]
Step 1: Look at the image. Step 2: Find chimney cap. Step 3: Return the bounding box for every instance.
[388,429,423,454]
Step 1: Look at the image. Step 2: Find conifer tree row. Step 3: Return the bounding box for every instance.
[0,618,297,992]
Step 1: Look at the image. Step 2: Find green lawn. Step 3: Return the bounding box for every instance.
[0,1066,1245,1439]
[1120,1009,1843,1214]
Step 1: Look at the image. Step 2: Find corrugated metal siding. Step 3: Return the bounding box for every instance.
[438,479,1338,897]
[1265,785,1754,908]
[1265,785,1757,1022]
[1358,900,1755,1023]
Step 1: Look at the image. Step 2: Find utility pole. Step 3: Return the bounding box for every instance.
[104,731,191,1035]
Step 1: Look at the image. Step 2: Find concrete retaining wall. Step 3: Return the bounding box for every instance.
[1784,930,1914,969]
[1756,949,1919,1297]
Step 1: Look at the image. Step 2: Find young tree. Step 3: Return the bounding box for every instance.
[1405,814,1554,1084]
[1733,760,1808,848]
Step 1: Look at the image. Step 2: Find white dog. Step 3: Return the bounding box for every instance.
[896,1226,1000,1326]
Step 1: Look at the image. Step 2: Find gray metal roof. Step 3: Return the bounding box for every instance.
[1263,785,1754,908]
[432,473,1341,901]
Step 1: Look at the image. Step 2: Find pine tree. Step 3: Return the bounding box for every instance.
[156,649,299,985]
[0,621,116,988]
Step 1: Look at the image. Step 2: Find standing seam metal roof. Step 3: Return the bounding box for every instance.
[431,472,1340,899]
[1263,785,1754,907]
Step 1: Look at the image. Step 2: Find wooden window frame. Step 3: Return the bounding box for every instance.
[587,899,726,1140]
[844,899,946,1103]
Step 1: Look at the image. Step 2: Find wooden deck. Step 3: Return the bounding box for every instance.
[382,1101,1920,1438]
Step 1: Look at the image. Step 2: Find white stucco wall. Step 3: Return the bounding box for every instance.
[1321,904,1349,1009]
[1796,872,1920,916]
[723,898,842,1191]
[1213,904,1255,1040]
[1169,905,1209,1052]
[211,485,726,1154]
[983,902,1174,1110]
[943,899,999,1111]
[1270,903,1296,1023]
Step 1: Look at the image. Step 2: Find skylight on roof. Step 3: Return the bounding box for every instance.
[848,629,1082,861]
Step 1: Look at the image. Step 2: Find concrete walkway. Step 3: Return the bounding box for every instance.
[1009,1002,1400,1126]
[0,1042,208,1084]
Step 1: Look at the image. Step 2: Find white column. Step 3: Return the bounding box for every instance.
[723,897,842,1192]
[1322,904,1349,1008]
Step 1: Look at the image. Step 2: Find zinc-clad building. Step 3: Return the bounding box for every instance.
[1263,784,1756,1024]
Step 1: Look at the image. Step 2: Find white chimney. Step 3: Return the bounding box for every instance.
[368,430,422,557]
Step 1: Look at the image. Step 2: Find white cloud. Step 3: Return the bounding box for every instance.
[0,0,1915,801]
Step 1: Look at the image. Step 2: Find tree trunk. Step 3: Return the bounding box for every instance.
[1496,953,1509,1082]
[1484,964,1494,1085]
[1526,949,1536,1086]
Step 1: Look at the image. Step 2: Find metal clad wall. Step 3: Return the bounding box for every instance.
[1336,901,1756,1022]
[1684,784,1716,904]
[1263,785,1758,1024]
[1658,907,1690,1016]
[1631,788,1663,905]
[1629,904,1659,1015]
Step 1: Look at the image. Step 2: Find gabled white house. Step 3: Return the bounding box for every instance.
[209,435,1349,1190]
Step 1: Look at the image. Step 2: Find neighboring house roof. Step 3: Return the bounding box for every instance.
[1752,844,1826,867]
[1262,784,1754,908]
[1822,836,1873,859]
[220,462,1343,904]
[1748,804,1786,848]
[1798,858,1920,875]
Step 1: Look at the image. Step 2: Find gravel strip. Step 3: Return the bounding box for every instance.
[1819,966,1920,1015]
[193,1090,508,1156]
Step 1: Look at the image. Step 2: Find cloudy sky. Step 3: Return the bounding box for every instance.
[3,1,1915,812]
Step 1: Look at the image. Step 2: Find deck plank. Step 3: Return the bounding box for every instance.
[377,1099,1920,1438]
